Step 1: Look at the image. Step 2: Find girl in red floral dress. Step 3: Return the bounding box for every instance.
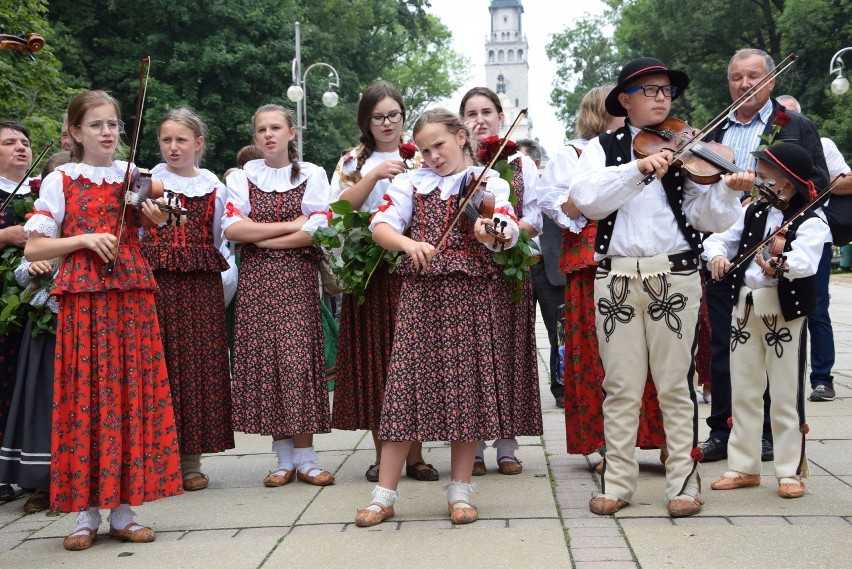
[141,107,234,492]
[355,109,520,527]
[536,85,666,467]
[223,104,334,489]
[24,90,183,551]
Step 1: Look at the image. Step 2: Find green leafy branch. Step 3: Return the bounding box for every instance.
[491,229,540,303]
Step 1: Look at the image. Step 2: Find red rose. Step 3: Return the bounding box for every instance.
[476,135,518,165]
[28,178,42,196]
[726,417,733,427]
[690,447,704,462]
[398,142,418,161]
[774,111,791,127]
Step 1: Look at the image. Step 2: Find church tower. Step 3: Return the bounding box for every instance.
[485,0,531,139]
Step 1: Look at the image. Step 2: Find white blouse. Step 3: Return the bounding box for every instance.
[330,148,402,212]
[151,164,226,249]
[536,140,588,233]
[223,159,330,236]
[0,176,32,195]
[369,166,519,251]
[509,152,543,233]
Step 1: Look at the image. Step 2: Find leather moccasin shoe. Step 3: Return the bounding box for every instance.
[711,472,761,490]
[667,494,703,517]
[296,469,335,486]
[448,500,478,524]
[182,472,209,491]
[263,469,295,487]
[355,503,394,527]
[23,489,50,514]
[698,437,728,462]
[63,528,98,551]
[472,461,486,476]
[108,522,155,543]
[589,496,628,515]
[497,457,523,475]
[778,479,805,499]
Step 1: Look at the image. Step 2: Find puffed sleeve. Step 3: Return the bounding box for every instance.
[368,173,414,234]
[517,154,542,233]
[213,181,227,250]
[486,176,520,250]
[330,152,355,201]
[23,170,63,238]
[222,169,252,233]
[537,145,587,233]
[300,165,332,234]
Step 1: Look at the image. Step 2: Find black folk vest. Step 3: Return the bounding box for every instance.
[594,125,703,258]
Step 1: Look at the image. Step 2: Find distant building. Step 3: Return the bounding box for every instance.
[485,0,532,140]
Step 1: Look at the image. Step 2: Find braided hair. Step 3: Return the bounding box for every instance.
[353,81,406,180]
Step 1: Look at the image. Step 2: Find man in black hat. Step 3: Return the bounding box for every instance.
[702,142,829,500]
[571,57,743,517]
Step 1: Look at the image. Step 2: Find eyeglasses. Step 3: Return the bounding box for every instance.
[369,111,403,126]
[624,84,678,98]
[77,120,125,133]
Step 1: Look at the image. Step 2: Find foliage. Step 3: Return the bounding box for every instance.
[312,199,403,305]
[491,229,539,303]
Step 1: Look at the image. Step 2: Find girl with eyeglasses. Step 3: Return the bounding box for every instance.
[223,104,334,490]
[139,107,234,493]
[329,81,438,484]
[459,87,543,478]
[24,90,183,550]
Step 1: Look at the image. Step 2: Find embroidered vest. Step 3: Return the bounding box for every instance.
[593,125,703,257]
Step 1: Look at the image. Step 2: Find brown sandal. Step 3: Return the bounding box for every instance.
[108,522,155,543]
[448,500,478,524]
[405,461,439,481]
[355,502,395,527]
[183,472,209,491]
[365,463,380,482]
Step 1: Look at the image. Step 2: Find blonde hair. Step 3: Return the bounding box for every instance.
[576,84,616,141]
[158,107,208,166]
[252,104,300,183]
[412,108,475,164]
[66,90,122,162]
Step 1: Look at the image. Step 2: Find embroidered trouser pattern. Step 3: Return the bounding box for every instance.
[595,266,701,502]
[728,298,808,478]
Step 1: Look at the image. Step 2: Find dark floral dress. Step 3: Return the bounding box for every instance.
[140,167,234,455]
[25,162,182,512]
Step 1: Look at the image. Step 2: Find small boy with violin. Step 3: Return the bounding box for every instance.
[703,142,829,499]
[570,57,744,518]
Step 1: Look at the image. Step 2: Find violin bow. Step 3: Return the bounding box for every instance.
[0,141,55,212]
[640,53,798,186]
[108,56,151,274]
[431,108,528,254]
[720,172,846,280]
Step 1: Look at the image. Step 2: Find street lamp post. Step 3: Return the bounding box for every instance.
[829,47,852,95]
[287,21,341,158]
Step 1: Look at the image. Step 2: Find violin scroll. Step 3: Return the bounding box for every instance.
[0,29,45,60]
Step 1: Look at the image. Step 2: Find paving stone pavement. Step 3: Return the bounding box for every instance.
[2,279,852,568]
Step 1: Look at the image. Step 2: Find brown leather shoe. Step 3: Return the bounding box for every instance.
[108,522,155,543]
[589,496,628,515]
[263,469,295,487]
[448,500,478,524]
[778,480,805,498]
[497,457,523,475]
[667,494,704,517]
[472,460,486,476]
[365,463,380,483]
[23,489,50,514]
[183,472,209,491]
[711,472,761,490]
[63,528,98,551]
[405,461,439,481]
[296,468,335,486]
[355,503,394,527]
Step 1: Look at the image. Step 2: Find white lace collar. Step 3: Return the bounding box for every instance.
[408,166,495,200]
[57,161,129,184]
[0,176,32,194]
[243,159,316,192]
[151,164,221,197]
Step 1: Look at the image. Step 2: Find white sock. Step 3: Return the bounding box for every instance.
[495,438,519,462]
[293,446,323,476]
[70,507,101,536]
[475,441,487,462]
[364,485,398,513]
[447,480,474,508]
[272,439,295,473]
[181,453,202,475]
[107,504,143,531]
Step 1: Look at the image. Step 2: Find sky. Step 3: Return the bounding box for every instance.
[426,0,608,158]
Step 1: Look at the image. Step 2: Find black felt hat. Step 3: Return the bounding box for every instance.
[604,57,689,117]
[752,142,816,201]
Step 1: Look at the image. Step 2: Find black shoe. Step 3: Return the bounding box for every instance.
[698,437,728,462]
[761,439,774,462]
[555,396,564,409]
[809,385,835,401]
[0,484,23,503]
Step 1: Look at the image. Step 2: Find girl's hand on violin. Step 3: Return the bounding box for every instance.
[636,151,673,179]
[709,255,732,281]
[77,233,118,262]
[724,169,756,192]
[27,260,53,276]
[369,160,408,181]
[403,240,436,271]
[142,198,170,225]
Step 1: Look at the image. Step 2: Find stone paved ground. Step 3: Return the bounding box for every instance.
[1,279,851,568]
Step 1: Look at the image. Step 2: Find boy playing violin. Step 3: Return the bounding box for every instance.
[570,57,743,517]
[703,142,829,499]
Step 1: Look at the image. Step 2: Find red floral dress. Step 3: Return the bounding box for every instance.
[25,162,182,512]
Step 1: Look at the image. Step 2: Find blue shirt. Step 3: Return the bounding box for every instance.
[720,99,774,173]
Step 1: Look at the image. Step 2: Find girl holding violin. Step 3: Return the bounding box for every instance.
[703,142,829,500]
[140,107,234,493]
[460,87,542,477]
[329,81,437,484]
[223,104,334,490]
[356,109,519,527]
[24,90,183,550]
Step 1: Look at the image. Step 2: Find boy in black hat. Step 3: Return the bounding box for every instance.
[703,142,829,499]
[570,57,744,517]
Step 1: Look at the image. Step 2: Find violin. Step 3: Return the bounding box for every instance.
[122,167,188,225]
[758,226,788,277]
[0,29,45,60]
[457,172,509,248]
